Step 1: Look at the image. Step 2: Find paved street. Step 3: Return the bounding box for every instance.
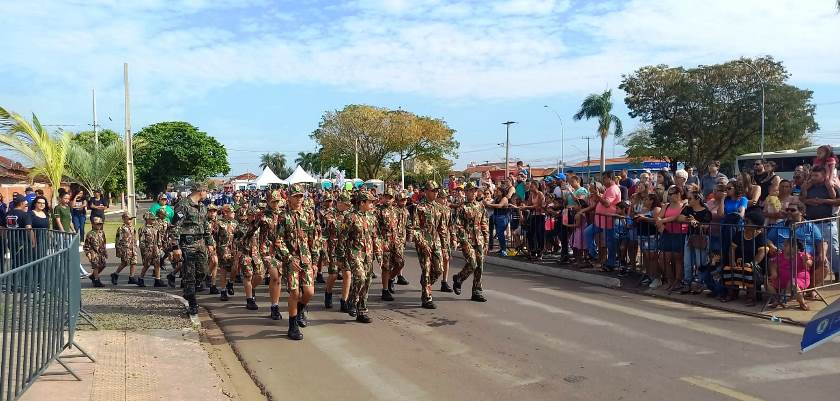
[194,250,840,401]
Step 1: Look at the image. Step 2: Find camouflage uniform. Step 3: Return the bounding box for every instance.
[215,212,238,272]
[83,222,107,270]
[115,221,137,265]
[334,193,354,273]
[436,189,452,262]
[170,193,215,300]
[409,182,447,303]
[377,190,408,275]
[260,192,285,276]
[138,213,160,266]
[319,198,341,275]
[274,188,319,292]
[454,188,489,294]
[343,192,381,315]
[304,197,323,280]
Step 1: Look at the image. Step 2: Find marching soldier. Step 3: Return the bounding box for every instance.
[343,191,381,323]
[452,183,489,302]
[436,189,454,293]
[112,213,139,286]
[240,206,264,311]
[410,181,447,309]
[260,191,285,320]
[376,188,400,300]
[170,183,214,315]
[387,191,410,290]
[215,205,238,301]
[332,192,355,313]
[318,195,340,308]
[274,185,318,340]
[83,216,107,287]
[138,212,165,287]
[206,205,220,294]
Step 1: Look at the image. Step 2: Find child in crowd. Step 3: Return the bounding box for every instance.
[138,212,165,287]
[768,239,812,310]
[83,216,107,287]
[112,213,139,286]
[613,201,632,276]
[813,145,838,185]
[565,198,588,263]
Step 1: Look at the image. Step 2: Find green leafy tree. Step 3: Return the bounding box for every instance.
[311,105,458,179]
[619,56,817,170]
[295,151,320,174]
[65,139,124,196]
[134,122,230,196]
[0,107,70,203]
[70,129,126,196]
[259,152,293,178]
[573,90,623,173]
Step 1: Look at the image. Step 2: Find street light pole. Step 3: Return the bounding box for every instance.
[354,137,359,179]
[739,59,765,159]
[544,106,564,172]
[502,121,517,178]
[582,136,592,182]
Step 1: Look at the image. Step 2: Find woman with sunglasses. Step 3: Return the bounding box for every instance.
[656,186,688,291]
[675,191,712,294]
[28,195,50,256]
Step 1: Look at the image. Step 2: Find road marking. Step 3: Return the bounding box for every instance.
[382,310,543,387]
[484,289,715,355]
[307,330,430,401]
[463,309,618,362]
[680,376,765,401]
[735,358,840,382]
[531,287,788,349]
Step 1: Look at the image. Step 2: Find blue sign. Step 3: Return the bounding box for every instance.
[642,161,669,169]
[801,298,840,352]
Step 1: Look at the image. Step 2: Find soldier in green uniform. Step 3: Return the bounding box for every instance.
[331,192,355,313]
[83,216,107,287]
[215,205,238,301]
[452,183,489,302]
[387,191,410,291]
[206,205,220,294]
[261,191,285,320]
[138,212,165,287]
[343,191,381,323]
[410,181,447,309]
[436,189,454,293]
[170,183,214,315]
[112,213,139,286]
[318,195,338,308]
[240,206,264,310]
[274,185,318,340]
[376,188,400,301]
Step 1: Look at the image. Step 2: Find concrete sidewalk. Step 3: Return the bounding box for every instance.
[450,250,840,325]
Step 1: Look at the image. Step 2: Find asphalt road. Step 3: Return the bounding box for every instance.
[159,249,837,401]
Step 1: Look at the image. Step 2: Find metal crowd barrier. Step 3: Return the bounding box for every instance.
[0,228,92,401]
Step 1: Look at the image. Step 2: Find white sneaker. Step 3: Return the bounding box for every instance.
[649,278,662,289]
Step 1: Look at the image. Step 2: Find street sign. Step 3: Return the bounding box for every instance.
[642,161,669,169]
[801,298,840,352]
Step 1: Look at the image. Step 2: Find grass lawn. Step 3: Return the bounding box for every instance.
[83,219,146,242]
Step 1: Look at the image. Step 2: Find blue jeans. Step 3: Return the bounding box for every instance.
[494,214,509,253]
[683,239,709,284]
[584,224,617,267]
[700,267,725,297]
[72,213,86,239]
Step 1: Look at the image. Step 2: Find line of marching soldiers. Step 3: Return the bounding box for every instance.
[83,180,488,341]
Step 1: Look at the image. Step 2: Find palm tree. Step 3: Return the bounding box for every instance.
[295,151,320,174]
[573,89,623,173]
[65,139,125,196]
[259,152,293,177]
[0,107,71,203]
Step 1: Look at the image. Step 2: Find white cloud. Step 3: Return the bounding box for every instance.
[492,0,569,15]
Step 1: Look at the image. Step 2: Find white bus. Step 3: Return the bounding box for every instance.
[735,145,840,179]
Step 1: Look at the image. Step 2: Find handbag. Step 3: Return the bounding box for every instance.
[545,217,555,231]
[688,234,708,249]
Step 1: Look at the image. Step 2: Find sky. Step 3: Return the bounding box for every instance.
[2,0,840,177]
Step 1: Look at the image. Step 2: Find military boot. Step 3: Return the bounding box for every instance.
[154,279,166,288]
[235,273,243,284]
[208,285,220,295]
[315,273,325,284]
[381,289,394,301]
[440,281,453,293]
[287,316,303,341]
[396,275,409,285]
[127,276,137,285]
[347,300,357,317]
[297,303,309,327]
[246,298,259,311]
[226,282,234,296]
[187,296,198,315]
[339,299,348,313]
[471,291,487,302]
[136,277,146,288]
[93,278,104,288]
[270,304,282,320]
[324,292,333,309]
[110,273,119,285]
[220,289,229,302]
[452,275,463,295]
[421,300,437,309]
[166,273,176,288]
[356,314,372,324]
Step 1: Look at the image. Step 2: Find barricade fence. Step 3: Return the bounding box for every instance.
[0,228,88,401]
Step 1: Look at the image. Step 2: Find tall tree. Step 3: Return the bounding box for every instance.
[260,152,293,178]
[311,105,458,179]
[295,151,320,174]
[65,140,125,196]
[619,56,817,170]
[134,122,229,195]
[573,90,623,173]
[0,107,70,202]
[70,129,126,196]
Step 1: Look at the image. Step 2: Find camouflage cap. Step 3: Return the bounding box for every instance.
[423,180,439,191]
[142,212,155,221]
[464,182,478,191]
[207,204,218,211]
[357,191,376,202]
[394,190,406,200]
[221,204,234,213]
[288,184,305,197]
[91,216,104,224]
[190,181,209,192]
[382,188,396,198]
[268,190,283,202]
[257,201,267,209]
[337,192,352,203]
[121,212,136,219]
[321,194,334,202]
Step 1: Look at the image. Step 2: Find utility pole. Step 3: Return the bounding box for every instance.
[92,88,98,148]
[582,136,592,182]
[739,59,766,159]
[354,137,359,179]
[124,63,137,217]
[502,121,517,178]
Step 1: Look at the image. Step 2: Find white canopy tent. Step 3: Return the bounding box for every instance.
[254,167,287,187]
[285,165,317,185]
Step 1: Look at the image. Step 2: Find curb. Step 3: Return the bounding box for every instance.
[80,287,201,327]
[444,250,622,289]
